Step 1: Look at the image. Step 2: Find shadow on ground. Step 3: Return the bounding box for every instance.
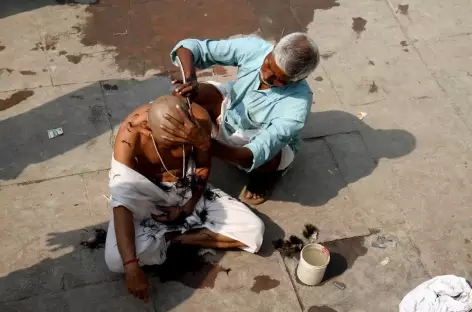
[0,211,284,309]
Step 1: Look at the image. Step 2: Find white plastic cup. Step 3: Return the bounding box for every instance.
[296,243,330,286]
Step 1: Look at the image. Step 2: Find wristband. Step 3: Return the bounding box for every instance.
[123,258,139,266]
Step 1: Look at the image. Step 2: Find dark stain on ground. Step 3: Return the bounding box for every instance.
[42,69,48,72]
[352,17,367,35]
[321,52,336,60]
[369,81,378,93]
[465,238,470,244]
[0,46,5,51]
[368,60,375,65]
[0,68,14,74]
[250,275,280,294]
[80,0,340,75]
[19,70,36,76]
[403,48,410,52]
[71,25,81,33]
[400,40,408,47]
[45,35,58,51]
[308,306,338,312]
[66,54,85,64]
[102,84,119,91]
[315,76,324,81]
[59,50,68,56]
[0,90,35,111]
[145,245,230,289]
[398,4,409,15]
[31,42,44,51]
[70,95,85,100]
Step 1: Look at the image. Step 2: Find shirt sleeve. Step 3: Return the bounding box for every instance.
[244,117,304,172]
[170,37,271,69]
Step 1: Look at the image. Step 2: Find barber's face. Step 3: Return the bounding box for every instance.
[260,52,290,87]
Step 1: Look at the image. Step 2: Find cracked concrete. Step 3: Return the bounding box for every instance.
[1,0,472,311]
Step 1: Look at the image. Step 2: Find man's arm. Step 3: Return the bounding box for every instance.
[170,37,272,71]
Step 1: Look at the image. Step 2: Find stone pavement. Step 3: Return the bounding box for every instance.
[1,0,472,311]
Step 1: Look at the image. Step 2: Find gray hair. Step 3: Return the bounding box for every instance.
[273,32,320,82]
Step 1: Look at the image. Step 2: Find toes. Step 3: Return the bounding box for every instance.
[245,190,253,199]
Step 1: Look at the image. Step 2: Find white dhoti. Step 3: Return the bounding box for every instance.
[207,80,295,171]
[104,157,265,273]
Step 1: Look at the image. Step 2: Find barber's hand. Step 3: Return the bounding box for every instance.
[152,206,187,224]
[160,106,211,151]
[124,263,150,302]
[172,77,199,100]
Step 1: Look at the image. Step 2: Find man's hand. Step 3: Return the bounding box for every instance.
[160,106,211,151]
[172,78,199,100]
[152,206,188,224]
[124,263,150,302]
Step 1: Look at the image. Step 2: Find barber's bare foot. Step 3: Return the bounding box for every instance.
[244,190,261,200]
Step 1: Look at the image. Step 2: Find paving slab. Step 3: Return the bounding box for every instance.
[0,176,117,302]
[413,34,472,131]
[0,83,111,185]
[282,227,430,312]
[303,0,406,55]
[257,140,371,244]
[322,43,442,106]
[153,251,302,312]
[388,0,472,41]
[0,280,153,312]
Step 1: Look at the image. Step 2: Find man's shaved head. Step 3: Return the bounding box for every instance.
[148,95,189,146]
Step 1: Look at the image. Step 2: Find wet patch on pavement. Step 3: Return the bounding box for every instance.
[79,0,340,75]
[250,275,280,293]
[352,17,367,35]
[308,306,338,312]
[369,81,378,93]
[66,54,86,64]
[0,45,5,51]
[19,70,36,75]
[0,90,34,111]
[315,76,324,81]
[398,4,409,15]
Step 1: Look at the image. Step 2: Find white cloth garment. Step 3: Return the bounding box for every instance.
[207,80,294,171]
[399,275,472,312]
[105,156,265,273]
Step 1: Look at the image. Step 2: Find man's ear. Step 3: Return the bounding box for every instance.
[139,121,152,137]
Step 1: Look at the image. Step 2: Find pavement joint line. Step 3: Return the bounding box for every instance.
[321,65,347,110]
[97,80,116,147]
[80,174,94,217]
[384,0,472,135]
[0,277,121,305]
[276,251,305,312]
[0,168,110,189]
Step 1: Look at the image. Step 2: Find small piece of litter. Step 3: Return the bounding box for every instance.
[371,235,397,249]
[380,257,390,266]
[198,248,216,256]
[47,127,64,139]
[357,112,368,120]
[334,281,346,290]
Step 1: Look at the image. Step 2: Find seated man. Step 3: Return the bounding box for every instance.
[160,32,320,205]
[104,95,264,302]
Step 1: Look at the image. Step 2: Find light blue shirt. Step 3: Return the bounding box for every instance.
[170,36,313,171]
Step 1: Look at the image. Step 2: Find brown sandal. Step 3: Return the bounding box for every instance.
[239,170,283,205]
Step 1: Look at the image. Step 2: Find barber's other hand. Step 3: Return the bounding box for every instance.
[172,77,199,100]
[160,106,211,151]
[124,263,150,303]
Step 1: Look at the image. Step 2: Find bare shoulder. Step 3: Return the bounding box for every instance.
[114,104,151,167]
[191,103,212,134]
